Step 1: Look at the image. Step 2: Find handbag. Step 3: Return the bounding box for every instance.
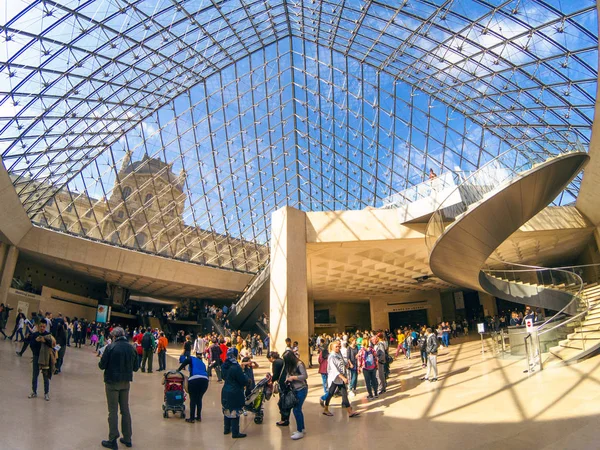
[273,382,279,395]
[280,387,298,411]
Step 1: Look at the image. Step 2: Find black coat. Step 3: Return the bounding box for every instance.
[221,359,248,411]
[99,337,139,383]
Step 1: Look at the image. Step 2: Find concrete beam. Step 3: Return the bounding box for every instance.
[0,161,32,245]
[18,226,252,293]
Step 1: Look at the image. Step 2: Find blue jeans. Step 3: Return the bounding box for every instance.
[349,369,358,391]
[292,387,308,433]
[443,332,450,347]
[320,374,328,401]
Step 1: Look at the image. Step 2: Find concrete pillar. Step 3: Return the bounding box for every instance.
[269,207,309,359]
[308,297,315,336]
[0,242,8,276]
[478,292,497,317]
[0,245,19,305]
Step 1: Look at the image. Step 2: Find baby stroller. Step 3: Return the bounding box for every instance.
[244,373,273,424]
[162,370,186,419]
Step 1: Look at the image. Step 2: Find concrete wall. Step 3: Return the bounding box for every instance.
[313,301,371,333]
[4,286,98,330]
[369,291,443,330]
[13,258,106,300]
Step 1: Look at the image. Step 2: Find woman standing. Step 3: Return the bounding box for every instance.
[178,354,209,423]
[221,348,248,439]
[347,338,359,396]
[283,351,308,440]
[317,346,329,405]
[322,340,360,418]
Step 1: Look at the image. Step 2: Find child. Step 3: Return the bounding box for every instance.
[96,331,106,351]
[97,337,111,357]
[240,356,259,399]
[90,332,98,348]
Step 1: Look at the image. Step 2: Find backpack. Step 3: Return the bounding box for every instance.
[141,333,153,350]
[364,349,376,370]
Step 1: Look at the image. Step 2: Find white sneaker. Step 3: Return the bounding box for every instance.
[291,432,304,440]
[349,391,356,398]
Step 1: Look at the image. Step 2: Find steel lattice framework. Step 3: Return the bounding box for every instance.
[0,0,597,274]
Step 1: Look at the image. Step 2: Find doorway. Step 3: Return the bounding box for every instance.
[388,309,428,331]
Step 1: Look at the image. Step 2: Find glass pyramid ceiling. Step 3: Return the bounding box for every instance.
[0,0,597,274]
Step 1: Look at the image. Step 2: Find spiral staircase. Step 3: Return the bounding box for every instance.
[424,131,597,367]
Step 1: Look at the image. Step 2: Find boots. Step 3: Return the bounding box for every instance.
[231,417,246,438]
[224,417,231,435]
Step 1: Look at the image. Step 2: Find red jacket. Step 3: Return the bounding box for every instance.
[219,343,228,362]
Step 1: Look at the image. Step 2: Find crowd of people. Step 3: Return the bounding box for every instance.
[4,303,474,448]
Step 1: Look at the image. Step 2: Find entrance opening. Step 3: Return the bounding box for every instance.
[388,309,428,331]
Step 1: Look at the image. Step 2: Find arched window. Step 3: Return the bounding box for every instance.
[135,232,147,249]
[144,193,153,205]
[111,231,120,244]
[122,186,132,199]
[117,210,124,219]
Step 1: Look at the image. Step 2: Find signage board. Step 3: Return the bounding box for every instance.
[385,303,431,313]
[477,323,485,333]
[525,318,534,333]
[96,305,111,323]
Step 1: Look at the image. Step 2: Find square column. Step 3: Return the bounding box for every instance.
[269,206,309,359]
[0,245,19,305]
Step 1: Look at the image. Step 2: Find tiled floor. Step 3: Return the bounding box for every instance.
[2,335,600,450]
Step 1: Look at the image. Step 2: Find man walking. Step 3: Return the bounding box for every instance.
[140,327,156,373]
[28,320,56,401]
[157,332,168,372]
[99,327,139,449]
[421,328,439,382]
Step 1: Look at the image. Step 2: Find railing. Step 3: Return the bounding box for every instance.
[422,130,589,370]
[483,261,588,370]
[229,262,270,322]
[381,171,460,209]
[425,130,585,252]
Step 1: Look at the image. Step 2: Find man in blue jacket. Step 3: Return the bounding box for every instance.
[99,327,139,449]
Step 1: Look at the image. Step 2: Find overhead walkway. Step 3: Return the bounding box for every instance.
[424,131,594,367]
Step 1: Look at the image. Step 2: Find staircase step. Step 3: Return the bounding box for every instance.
[566,330,600,340]
[557,339,585,350]
[550,345,585,361]
[573,324,600,333]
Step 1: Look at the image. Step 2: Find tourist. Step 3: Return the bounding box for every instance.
[16,312,37,357]
[99,327,139,449]
[54,318,67,374]
[374,335,387,395]
[140,327,156,373]
[419,331,427,368]
[8,310,25,342]
[221,347,248,439]
[157,332,168,372]
[0,304,8,338]
[318,346,329,405]
[28,320,56,401]
[178,353,209,423]
[283,350,308,440]
[322,341,360,418]
[193,333,205,358]
[208,339,223,382]
[421,327,439,382]
[347,338,359,396]
[183,334,193,358]
[269,351,290,427]
[357,340,378,399]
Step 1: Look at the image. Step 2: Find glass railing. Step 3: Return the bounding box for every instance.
[482,261,589,370]
[424,130,585,252]
[381,171,461,209]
